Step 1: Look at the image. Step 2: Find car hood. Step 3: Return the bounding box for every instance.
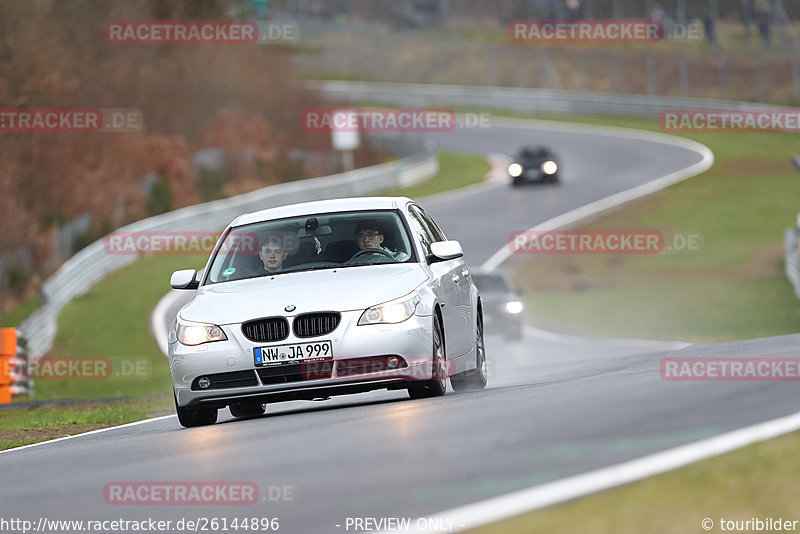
[180,264,428,325]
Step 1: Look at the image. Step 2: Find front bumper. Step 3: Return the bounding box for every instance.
[170,310,434,408]
[512,168,554,183]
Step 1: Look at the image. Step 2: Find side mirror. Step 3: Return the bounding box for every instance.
[429,241,464,263]
[170,269,199,290]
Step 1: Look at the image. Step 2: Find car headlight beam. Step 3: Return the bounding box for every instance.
[508,163,523,177]
[541,160,558,175]
[359,292,420,325]
[176,320,228,346]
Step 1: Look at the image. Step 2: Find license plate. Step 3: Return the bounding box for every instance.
[254,340,333,366]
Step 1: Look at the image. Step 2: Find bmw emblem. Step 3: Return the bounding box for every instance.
[285,305,296,312]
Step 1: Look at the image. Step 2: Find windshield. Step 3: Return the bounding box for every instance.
[204,209,415,284]
[519,147,550,160]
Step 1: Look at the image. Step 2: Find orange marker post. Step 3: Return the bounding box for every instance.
[0,328,17,404]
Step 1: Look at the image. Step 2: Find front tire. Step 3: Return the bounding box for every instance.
[408,314,447,399]
[174,393,218,428]
[451,312,488,392]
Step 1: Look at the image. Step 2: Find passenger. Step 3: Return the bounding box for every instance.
[258,234,288,273]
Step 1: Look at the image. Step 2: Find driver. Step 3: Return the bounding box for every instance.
[258,234,288,273]
[354,220,409,260]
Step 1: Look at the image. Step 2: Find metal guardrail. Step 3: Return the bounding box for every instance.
[786,155,800,299]
[785,228,800,300]
[17,139,438,358]
[307,80,788,118]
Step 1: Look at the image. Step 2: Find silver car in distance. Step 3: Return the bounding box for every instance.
[168,197,487,427]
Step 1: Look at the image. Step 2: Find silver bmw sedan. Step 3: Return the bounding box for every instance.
[168,197,487,427]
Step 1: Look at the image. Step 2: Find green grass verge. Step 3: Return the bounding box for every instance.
[467,429,800,534]
[383,150,490,198]
[492,112,800,342]
[0,397,173,451]
[32,254,207,400]
[0,150,489,445]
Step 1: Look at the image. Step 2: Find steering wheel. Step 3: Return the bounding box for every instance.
[348,248,394,261]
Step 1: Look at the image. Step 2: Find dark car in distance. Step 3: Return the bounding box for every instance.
[507,146,560,186]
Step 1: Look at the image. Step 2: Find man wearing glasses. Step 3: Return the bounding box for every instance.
[354,220,409,261]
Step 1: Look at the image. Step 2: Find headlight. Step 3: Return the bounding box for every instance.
[358,292,420,325]
[541,160,558,175]
[508,163,523,177]
[176,319,228,346]
[505,301,524,314]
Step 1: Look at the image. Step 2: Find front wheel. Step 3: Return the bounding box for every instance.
[174,393,218,428]
[451,312,488,392]
[408,314,447,399]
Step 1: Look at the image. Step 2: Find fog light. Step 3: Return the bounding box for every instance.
[387,356,399,369]
[197,376,211,389]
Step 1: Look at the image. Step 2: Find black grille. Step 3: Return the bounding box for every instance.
[293,312,340,338]
[242,317,289,342]
[191,370,258,391]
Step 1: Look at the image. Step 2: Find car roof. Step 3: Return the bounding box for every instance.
[519,146,552,157]
[230,196,415,227]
